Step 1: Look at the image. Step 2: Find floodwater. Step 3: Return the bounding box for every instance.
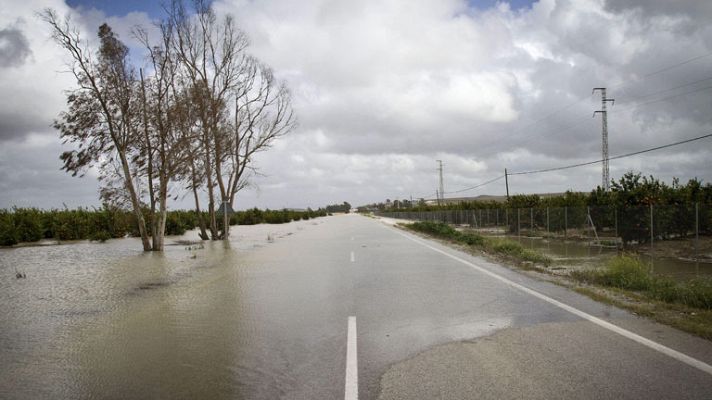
[504,235,712,280]
[0,220,313,399]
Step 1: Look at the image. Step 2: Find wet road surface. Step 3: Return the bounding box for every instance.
[2,214,712,399]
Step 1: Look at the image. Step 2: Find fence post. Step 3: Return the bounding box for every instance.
[506,209,509,229]
[650,204,654,255]
[614,207,618,242]
[517,208,521,238]
[530,208,534,232]
[546,207,550,235]
[496,208,499,226]
[695,202,699,260]
[564,206,568,238]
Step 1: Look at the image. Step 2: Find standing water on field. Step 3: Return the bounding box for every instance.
[0,219,319,399]
[505,235,712,281]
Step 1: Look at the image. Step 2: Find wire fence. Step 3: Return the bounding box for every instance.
[379,203,712,258]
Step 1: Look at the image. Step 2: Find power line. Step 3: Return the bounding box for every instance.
[477,97,594,152]
[509,132,712,176]
[476,52,712,154]
[616,75,712,104]
[405,133,712,202]
[445,175,505,195]
[610,51,712,91]
[611,84,712,114]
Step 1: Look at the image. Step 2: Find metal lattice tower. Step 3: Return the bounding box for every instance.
[593,88,614,191]
[437,160,444,203]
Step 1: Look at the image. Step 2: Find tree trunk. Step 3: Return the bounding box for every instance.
[190,163,209,240]
[203,133,219,240]
[152,176,169,251]
[193,187,209,240]
[119,152,151,251]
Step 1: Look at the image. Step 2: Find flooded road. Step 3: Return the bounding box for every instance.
[2,215,712,399]
[0,219,331,399]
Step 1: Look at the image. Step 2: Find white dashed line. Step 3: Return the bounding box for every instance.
[345,316,358,400]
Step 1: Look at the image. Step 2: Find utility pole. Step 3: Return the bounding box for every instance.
[436,160,444,205]
[593,87,615,191]
[504,168,510,201]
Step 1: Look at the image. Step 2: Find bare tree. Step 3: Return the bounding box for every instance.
[43,2,294,248]
[168,0,295,240]
[134,22,195,250]
[168,0,252,239]
[221,60,296,238]
[42,10,152,251]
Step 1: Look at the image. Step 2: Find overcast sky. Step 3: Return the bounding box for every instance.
[2,0,712,210]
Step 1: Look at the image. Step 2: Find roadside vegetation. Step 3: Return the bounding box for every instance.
[405,221,552,267]
[377,173,712,247]
[402,220,712,339]
[571,255,712,310]
[0,206,328,246]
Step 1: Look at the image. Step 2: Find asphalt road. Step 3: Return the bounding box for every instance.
[221,214,712,399]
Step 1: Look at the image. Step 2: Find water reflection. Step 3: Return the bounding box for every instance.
[498,235,712,280]
[0,220,316,399]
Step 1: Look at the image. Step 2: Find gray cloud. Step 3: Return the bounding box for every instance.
[0,110,52,141]
[3,0,712,210]
[0,26,31,68]
[604,0,712,19]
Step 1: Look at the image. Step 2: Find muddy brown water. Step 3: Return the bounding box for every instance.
[0,221,314,399]
[501,235,712,280]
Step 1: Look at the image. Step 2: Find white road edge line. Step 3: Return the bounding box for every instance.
[393,228,712,376]
[345,316,358,400]
[350,251,355,263]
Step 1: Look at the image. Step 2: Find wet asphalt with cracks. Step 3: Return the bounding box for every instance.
[232,214,712,399]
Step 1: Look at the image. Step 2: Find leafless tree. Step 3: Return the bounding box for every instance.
[134,22,196,250]
[43,1,294,249]
[168,0,295,240]
[221,60,296,238]
[42,10,152,251]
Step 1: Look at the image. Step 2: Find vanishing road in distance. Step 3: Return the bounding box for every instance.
[2,214,712,399]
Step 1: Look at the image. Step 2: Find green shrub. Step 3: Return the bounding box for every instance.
[90,230,112,242]
[486,238,552,266]
[409,221,459,237]
[571,255,712,310]
[13,208,43,243]
[0,210,17,246]
[459,231,485,246]
[667,278,712,309]
[599,255,653,290]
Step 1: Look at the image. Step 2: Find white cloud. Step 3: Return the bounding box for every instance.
[1,0,712,209]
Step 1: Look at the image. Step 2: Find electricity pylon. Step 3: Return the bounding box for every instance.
[593,88,615,191]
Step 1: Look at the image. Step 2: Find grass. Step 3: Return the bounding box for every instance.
[405,221,551,267]
[571,255,712,310]
[573,286,712,340]
[485,237,552,266]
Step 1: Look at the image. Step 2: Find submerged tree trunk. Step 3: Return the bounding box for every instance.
[119,153,152,251]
